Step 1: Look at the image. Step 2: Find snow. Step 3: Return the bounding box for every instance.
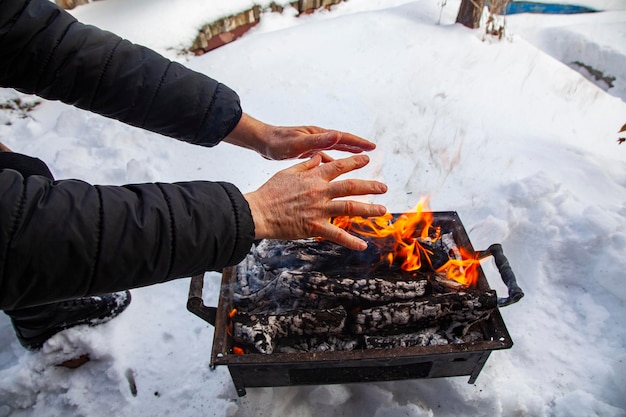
[1,0,626,415]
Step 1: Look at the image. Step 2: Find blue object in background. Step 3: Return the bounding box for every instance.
[504,2,597,14]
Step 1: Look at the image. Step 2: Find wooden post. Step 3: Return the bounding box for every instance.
[456,0,485,28]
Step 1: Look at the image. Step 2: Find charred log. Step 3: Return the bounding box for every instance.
[253,237,453,276]
[286,271,429,303]
[233,269,431,312]
[229,236,498,354]
[350,290,497,335]
[363,328,485,349]
[232,306,347,354]
[363,327,448,348]
[255,238,398,277]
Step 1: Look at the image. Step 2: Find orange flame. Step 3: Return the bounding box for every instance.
[227,308,238,337]
[228,309,245,355]
[332,197,480,287]
[435,245,480,287]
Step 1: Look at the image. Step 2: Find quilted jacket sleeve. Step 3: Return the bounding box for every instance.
[0,0,242,146]
[0,169,255,310]
[0,0,257,309]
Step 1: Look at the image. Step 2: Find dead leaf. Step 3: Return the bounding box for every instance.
[619,123,626,133]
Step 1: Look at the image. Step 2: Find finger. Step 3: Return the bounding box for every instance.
[335,132,376,152]
[326,200,387,218]
[318,151,335,163]
[323,143,371,154]
[298,150,335,162]
[294,131,341,158]
[317,154,371,181]
[286,153,323,173]
[328,179,388,199]
[314,222,368,251]
[304,143,371,157]
[316,131,342,150]
[312,129,376,153]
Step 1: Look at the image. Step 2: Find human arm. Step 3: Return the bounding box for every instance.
[0,153,385,309]
[0,169,254,310]
[0,0,241,146]
[1,0,376,161]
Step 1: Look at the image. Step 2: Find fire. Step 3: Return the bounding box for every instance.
[229,309,246,355]
[227,309,237,338]
[331,197,480,287]
[435,245,480,287]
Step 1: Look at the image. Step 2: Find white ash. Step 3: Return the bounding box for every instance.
[275,336,359,353]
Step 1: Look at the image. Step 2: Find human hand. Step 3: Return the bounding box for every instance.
[244,154,387,251]
[224,113,376,161]
[0,141,12,152]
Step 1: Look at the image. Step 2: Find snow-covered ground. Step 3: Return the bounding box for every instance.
[1,0,626,416]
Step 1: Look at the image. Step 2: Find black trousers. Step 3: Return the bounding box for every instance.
[0,152,61,322]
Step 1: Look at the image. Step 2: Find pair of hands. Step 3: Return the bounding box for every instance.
[225,114,388,251]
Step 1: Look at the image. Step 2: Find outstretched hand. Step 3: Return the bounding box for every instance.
[244,154,387,251]
[224,113,376,161]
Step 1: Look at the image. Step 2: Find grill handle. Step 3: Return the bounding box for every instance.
[477,244,524,307]
[187,274,217,326]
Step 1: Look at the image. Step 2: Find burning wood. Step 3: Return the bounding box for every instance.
[231,288,496,353]
[185,210,521,396]
[228,203,501,355]
[229,240,497,354]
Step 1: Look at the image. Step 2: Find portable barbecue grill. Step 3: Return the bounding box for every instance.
[188,211,523,397]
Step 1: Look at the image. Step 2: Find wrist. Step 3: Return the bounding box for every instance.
[244,191,270,240]
[224,113,272,154]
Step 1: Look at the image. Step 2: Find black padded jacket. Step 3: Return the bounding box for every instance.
[0,0,255,309]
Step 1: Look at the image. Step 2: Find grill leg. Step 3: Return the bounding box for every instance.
[228,369,248,397]
[468,351,491,384]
